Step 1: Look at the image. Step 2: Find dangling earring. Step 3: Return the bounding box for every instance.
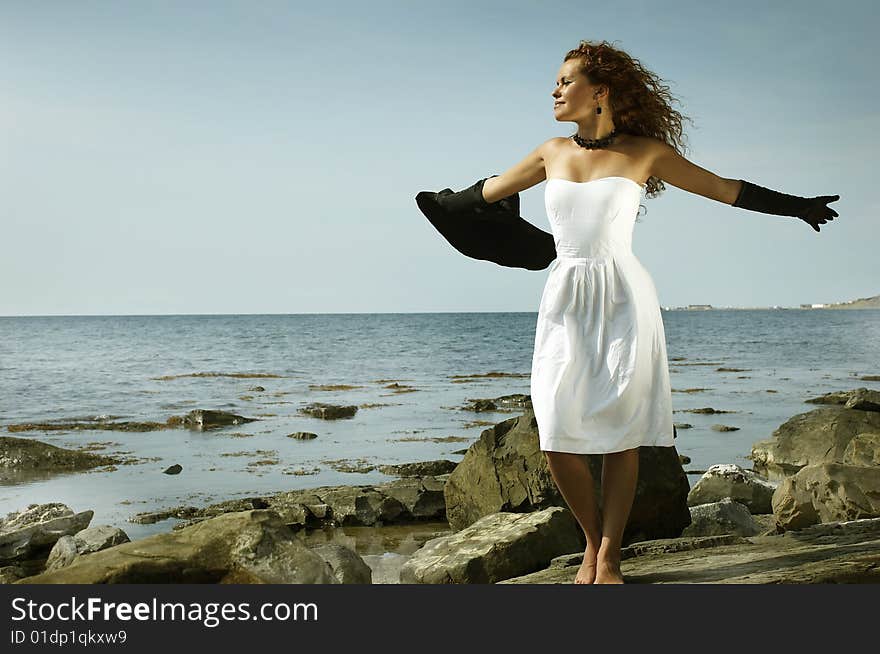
[596,105,602,115]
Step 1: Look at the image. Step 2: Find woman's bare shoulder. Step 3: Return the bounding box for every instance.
[538,137,569,161]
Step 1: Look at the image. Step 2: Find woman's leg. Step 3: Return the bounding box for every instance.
[543,451,603,584]
[595,446,640,584]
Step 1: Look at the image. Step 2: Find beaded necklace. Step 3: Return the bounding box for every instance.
[571,129,618,149]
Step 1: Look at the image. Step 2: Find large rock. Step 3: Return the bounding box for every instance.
[399,507,583,584]
[751,400,880,480]
[44,525,130,572]
[687,464,778,514]
[443,411,691,545]
[17,510,338,584]
[0,503,94,563]
[501,517,880,584]
[683,499,763,537]
[772,463,880,531]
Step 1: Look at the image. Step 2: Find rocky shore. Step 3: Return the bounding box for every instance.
[2,388,880,584]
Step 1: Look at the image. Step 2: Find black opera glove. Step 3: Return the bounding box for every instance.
[733,179,840,233]
[435,175,519,216]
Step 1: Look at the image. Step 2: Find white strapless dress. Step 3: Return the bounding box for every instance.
[530,176,675,454]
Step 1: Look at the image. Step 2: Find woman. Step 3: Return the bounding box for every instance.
[418,40,839,584]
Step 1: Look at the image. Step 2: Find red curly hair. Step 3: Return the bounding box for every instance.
[564,39,694,199]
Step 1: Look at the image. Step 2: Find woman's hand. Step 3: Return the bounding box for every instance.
[797,195,840,232]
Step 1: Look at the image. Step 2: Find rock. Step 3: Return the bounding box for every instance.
[548,534,747,570]
[500,517,880,584]
[772,463,880,531]
[310,544,372,584]
[805,387,880,411]
[679,455,691,465]
[687,464,778,514]
[43,536,78,572]
[399,507,584,584]
[711,424,740,432]
[129,506,202,525]
[843,433,880,466]
[324,459,375,473]
[247,386,266,392]
[7,419,173,433]
[298,403,358,420]
[682,499,763,537]
[805,390,852,405]
[443,410,691,544]
[751,513,780,536]
[845,388,880,412]
[464,399,497,412]
[287,431,318,440]
[316,487,406,526]
[17,510,338,584]
[750,402,880,480]
[0,503,94,563]
[45,525,131,572]
[162,464,183,475]
[674,423,693,429]
[380,477,447,520]
[0,564,28,583]
[0,436,120,484]
[683,407,732,414]
[493,394,532,408]
[183,409,257,429]
[378,460,457,477]
[139,477,450,531]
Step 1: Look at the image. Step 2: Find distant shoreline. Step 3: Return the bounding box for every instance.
[664,294,880,311]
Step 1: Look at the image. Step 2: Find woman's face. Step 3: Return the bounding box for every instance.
[552,59,599,121]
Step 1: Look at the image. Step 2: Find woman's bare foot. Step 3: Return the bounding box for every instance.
[574,548,598,584]
[594,557,624,584]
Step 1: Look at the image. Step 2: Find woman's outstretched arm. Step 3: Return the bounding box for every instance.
[481,140,552,203]
[649,140,741,204]
[649,140,839,232]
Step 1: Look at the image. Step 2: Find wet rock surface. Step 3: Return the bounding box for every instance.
[298,403,358,420]
[6,409,259,434]
[0,436,122,484]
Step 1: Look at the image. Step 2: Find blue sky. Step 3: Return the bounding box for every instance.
[1,0,877,315]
